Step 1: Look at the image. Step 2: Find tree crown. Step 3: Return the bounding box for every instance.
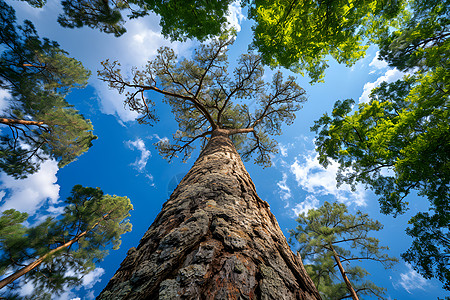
[98,33,307,167]
[0,185,132,295]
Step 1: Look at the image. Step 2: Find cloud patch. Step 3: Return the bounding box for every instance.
[359,68,404,103]
[277,173,292,202]
[0,160,60,215]
[226,1,245,32]
[369,51,388,72]
[396,264,430,294]
[290,150,366,207]
[292,195,319,217]
[126,138,153,182]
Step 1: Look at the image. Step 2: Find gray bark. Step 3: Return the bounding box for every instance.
[98,129,321,300]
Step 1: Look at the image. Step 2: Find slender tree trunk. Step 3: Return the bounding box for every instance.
[0,211,114,289]
[329,243,359,300]
[98,129,321,300]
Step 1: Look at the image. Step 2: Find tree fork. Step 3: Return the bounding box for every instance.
[98,130,321,299]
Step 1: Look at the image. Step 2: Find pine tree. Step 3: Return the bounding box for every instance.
[0,185,133,296]
[0,0,96,178]
[290,202,397,300]
[97,33,321,299]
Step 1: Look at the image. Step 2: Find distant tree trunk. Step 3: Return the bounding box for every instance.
[98,129,321,299]
[329,243,359,300]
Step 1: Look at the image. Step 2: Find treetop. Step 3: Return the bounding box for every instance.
[98,33,307,167]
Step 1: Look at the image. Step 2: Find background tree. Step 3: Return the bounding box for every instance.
[20,0,234,40]
[96,33,321,299]
[0,0,97,178]
[247,0,406,82]
[290,201,397,300]
[17,0,409,82]
[311,0,449,290]
[0,185,133,296]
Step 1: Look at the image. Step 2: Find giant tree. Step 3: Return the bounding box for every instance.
[96,34,321,299]
[0,0,96,178]
[290,201,397,300]
[0,185,132,296]
[311,0,449,290]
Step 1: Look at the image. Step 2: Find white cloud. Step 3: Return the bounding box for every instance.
[94,85,139,122]
[226,1,245,32]
[81,267,105,290]
[279,144,288,157]
[125,138,154,184]
[369,51,388,72]
[90,16,196,122]
[126,138,151,173]
[396,264,430,294]
[290,150,366,207]
[359,68,404,103]
[292,195,319,216]
[152,133,169,143]
[277,173,292,201]
[18,267,105,300]
[0,88,11,113]
[0,160,60,215]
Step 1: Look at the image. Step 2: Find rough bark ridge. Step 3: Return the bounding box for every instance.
[98,130,321,299]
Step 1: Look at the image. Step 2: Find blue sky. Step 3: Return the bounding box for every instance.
[1,1,449,299]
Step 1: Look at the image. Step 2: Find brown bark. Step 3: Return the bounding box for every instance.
[98,129,321,300]
[329,243,359,300]
[0,118,44,126]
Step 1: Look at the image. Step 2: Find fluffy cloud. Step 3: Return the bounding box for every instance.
[396,264,430,294]
[81,267,105,290]
[279,144,288,157]
[359,68,404,103]
[290,150,367,207]
[292,195,319,217]
[0,160,60,215]
[18,268,105,300]
[277,173,292,201]
[226,1,245,32]
[369,51,388,72]
[0,88,10,113]
[91,16,196,122]
[126,138,153,182]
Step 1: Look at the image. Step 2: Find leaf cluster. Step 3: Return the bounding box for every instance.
[0,185,132,296]
[21,0,234,40]
[248,0,407,82]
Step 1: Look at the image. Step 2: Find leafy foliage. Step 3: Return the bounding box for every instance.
[98,33,307,167]
[247,0,406,82]
[290,202,397,299]
[21,0,234,40]
[312,0,449,290]
[0,0,96,178]
[0,185,132,295]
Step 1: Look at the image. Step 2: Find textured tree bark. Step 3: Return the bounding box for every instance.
[98,129,321,300]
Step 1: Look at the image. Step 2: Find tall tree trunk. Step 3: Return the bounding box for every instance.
[98,130,321,300]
